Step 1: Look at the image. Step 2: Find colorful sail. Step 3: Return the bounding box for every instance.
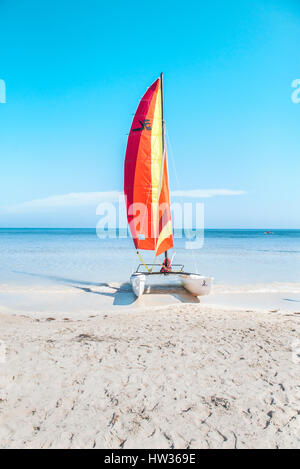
[124,77,173,256]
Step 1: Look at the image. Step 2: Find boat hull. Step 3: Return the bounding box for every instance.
[180,274,213,296]
[130,271,213,298]
[130,273,146,298]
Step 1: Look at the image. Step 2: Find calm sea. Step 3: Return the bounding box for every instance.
[0,229,299,286]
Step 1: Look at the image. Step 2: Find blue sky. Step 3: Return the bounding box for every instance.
[0,0,299,228]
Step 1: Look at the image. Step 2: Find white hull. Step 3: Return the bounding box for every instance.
[130,272,213,298]
[130,273,146,298]
[181,274,213,296]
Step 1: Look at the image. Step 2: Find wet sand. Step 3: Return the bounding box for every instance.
[0,281,300,319]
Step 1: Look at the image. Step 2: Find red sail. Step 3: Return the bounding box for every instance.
[124,78,173,255]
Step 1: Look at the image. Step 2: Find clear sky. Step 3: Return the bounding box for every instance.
[0,0,299,228]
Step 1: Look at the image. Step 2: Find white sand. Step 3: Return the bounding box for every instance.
[1,286,300,449]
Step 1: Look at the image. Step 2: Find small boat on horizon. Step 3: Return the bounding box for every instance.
[124,73,213,298]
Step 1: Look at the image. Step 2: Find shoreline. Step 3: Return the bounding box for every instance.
[0,281,299,320]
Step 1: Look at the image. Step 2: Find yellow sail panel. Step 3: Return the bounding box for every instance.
[155,153,174,256]
[156,219,173,254]
[151,86,163,240]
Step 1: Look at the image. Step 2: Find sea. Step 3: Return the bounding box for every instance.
[0,229,299,287]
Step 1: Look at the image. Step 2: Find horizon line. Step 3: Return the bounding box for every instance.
[0,227,299,231]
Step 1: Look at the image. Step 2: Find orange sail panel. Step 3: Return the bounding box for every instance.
[124,78,173,255]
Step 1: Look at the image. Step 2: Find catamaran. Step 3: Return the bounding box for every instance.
[124,73,213,298]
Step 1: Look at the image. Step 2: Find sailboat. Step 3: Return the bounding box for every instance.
[124,74,213,298]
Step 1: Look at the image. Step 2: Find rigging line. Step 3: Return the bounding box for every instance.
[161,126,178,266]
[165,126,180,192]
[137,251,150,272]
[165,126,198,274]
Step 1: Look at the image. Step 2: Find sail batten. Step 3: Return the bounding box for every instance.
[124,77,173,256]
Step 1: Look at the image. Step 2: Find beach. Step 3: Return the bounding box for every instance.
[2,0,300,451]
[1,283,300,449]
[1,229,300,448]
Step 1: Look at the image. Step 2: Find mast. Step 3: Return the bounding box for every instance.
[160,72,168,261]
[160,72,165,158]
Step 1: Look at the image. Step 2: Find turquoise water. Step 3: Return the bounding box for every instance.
[0,229,299,286]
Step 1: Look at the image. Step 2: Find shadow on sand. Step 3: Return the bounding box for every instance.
[13,270,136,306]
[143,285,200,304]
[13,271,199,306]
